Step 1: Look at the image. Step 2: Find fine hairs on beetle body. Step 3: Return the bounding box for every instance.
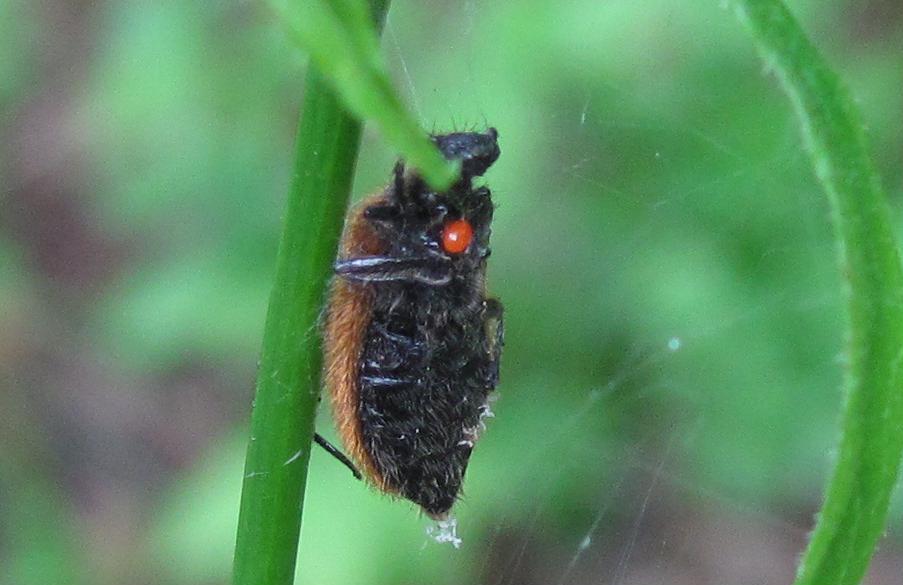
[322,128,503,519]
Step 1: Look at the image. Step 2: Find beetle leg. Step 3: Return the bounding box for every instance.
[361,374,412,388]
[313,433,362,480]
[366,325,423,367]
[483,298,504,388]
[335,256,452,285]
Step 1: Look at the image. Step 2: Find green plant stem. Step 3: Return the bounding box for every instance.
[734,2,903,584]
[232,3,389,584]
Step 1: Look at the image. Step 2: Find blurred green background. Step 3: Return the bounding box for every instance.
[1,0,901,584]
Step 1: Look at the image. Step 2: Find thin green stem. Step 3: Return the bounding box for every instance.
[733,2,903,584]
[232,3,389,584]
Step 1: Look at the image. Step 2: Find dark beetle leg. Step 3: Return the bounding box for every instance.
[483,298,505,388]
[335,256,452,285]
[485,298,504,319]
[361,375,412,388]
[370,323,418,349]
[314,433,362,480]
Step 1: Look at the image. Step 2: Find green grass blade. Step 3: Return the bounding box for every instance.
[273,0,459,190]
[733,2,903,584]
[231,3,390,584]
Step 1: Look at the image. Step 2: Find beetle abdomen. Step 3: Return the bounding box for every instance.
[358,285,493,518]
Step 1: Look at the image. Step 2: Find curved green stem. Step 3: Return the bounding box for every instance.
[232,3,389,584]
[275,0,458,190]
[733,2,903,584]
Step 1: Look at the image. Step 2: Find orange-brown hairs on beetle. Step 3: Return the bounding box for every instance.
[318,128,503,519]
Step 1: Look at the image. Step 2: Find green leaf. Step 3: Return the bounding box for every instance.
[232,3,391,584]
[733,2,903,584]
[273,0,459,190]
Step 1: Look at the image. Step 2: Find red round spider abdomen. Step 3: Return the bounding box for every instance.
[442,219,473,254]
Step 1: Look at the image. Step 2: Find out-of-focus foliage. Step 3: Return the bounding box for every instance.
[1,1,900,585]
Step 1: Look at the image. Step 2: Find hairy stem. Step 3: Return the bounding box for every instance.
[734,2,903,584]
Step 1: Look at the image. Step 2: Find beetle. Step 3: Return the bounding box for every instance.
[320,128,503,519]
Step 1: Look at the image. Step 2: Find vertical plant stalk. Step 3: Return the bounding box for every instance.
[232,3,389,584]
[734,2,903,585]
